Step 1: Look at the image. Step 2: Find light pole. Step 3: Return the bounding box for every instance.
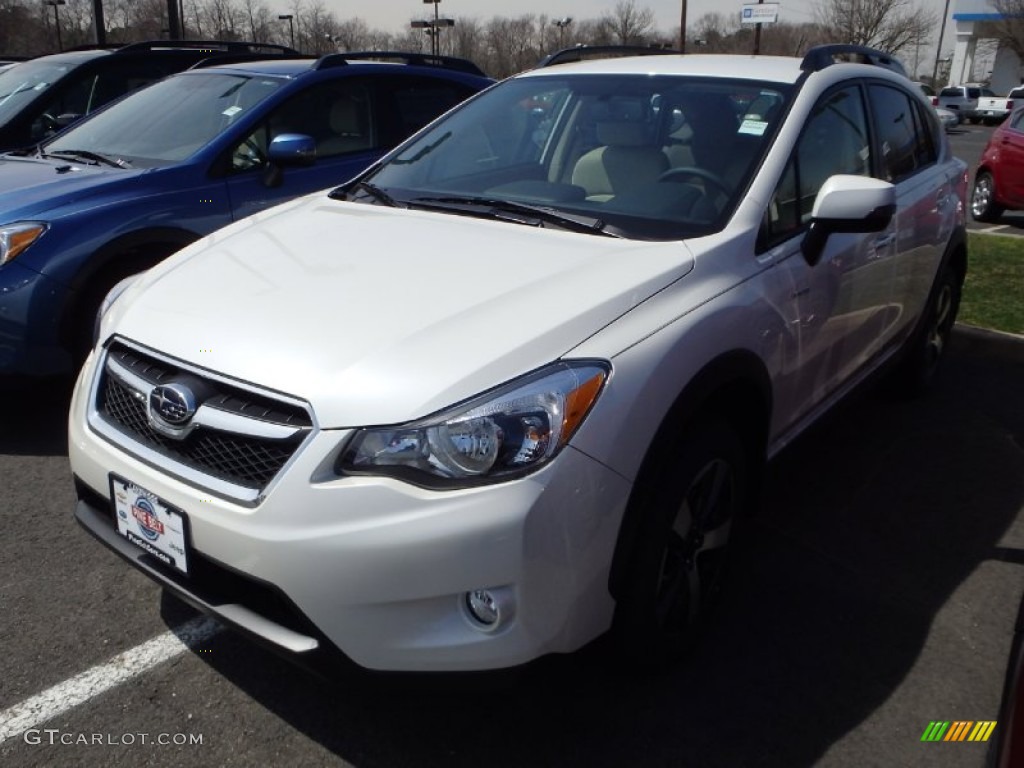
[278,14,295,50]
[46,0,66,52]
[554,17,572,49]
[412,3,454,58]
[420,0,454,57]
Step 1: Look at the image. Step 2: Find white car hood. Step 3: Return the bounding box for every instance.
[111,196,695,427]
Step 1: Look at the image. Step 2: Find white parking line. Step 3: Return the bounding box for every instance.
[0,617,221,744]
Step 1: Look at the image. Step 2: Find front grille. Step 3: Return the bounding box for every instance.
[97,342,311,492]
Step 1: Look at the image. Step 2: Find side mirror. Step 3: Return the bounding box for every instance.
[801,175,897,266]
[268,133,316,167]
[263,133,316,188]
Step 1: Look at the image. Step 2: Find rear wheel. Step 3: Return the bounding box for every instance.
[890,259,962,397]
[971,171,1003,223]
[612,417,747,669]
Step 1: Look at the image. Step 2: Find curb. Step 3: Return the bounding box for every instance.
[955,322,1024,342]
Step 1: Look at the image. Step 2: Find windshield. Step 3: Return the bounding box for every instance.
[0,58,77,127]
[359,74,789,240]
[44,71,284,166]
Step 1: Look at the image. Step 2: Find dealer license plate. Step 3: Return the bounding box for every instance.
[111,475,190,574]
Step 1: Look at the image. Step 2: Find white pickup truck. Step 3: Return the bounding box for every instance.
[976,86,1024,124]
[935,84,996,123]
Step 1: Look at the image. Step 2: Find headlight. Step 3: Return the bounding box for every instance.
[0,222,48,265]
[92,274,140,347]
[338,361,610,488]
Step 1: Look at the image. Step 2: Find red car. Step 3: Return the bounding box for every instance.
[971,106,1024,221]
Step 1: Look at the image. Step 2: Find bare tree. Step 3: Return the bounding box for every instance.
[239,0,274,43]
[484,16,540,77]
[815,0,936,56]
[689,12,738,52]
[450,17,484,63]
[331,17,370,51]
[989,0,1024,68]
[600,0,655,46]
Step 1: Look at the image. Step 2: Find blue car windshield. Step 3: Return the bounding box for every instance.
[45,72,284,165]
[0,59,77,127]
[364,74,790,240]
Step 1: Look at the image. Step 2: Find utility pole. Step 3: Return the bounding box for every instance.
[166,0,180,39]
[679,0,687,53]
[93,0,106,45]
[932,0,952,85]
[753,0,764,55]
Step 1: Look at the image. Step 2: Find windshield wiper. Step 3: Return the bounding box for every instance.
[409,196,618,237]
[334,180,404,207]
[43,149,130,168]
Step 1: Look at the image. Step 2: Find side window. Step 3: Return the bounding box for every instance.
[229,80,376,173]
[387,76,476,143]
[910,99,938,168]
[762,85,869,244]
[1011,110,1024,131]
[868,84,929,182]
[31,61,168,143]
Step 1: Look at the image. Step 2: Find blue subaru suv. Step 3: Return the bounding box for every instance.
[0,41,300,152]
[0,53,492,377]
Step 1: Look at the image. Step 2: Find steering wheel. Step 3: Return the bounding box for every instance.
[658,166,730,198]
[232,137,266,170]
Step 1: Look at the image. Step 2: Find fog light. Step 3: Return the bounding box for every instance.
[464,587,514,630]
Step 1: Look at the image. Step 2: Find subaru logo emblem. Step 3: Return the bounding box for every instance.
[149,383,197,426]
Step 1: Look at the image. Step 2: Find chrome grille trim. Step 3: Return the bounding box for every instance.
[87,338,318,506]
[106,356,304,441]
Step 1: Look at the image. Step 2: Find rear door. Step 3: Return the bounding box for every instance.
[865,81,956,344]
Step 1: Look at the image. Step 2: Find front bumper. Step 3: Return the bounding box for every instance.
[69,351,632,672]
[0,260,71,376]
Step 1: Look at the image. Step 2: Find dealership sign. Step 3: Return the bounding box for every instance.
[741,3,780,23]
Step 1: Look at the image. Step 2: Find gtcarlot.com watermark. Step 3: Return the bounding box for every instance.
[24,729,203,747]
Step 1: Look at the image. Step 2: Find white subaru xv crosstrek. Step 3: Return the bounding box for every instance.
[70,44,968,673]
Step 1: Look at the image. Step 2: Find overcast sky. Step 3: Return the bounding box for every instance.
[316,0,952,42]
[316,0,959,74]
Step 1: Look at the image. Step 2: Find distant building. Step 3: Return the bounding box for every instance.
[949,0,1021,91]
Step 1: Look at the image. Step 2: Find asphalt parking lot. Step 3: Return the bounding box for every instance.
[1,323,1022,768]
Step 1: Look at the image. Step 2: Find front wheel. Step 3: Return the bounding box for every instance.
[971,171,1004,222]
[612,417,747,669]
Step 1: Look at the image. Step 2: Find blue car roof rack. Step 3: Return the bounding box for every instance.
[312,51,487,77]
[115,40,300,56]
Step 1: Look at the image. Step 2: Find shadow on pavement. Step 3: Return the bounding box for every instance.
[101,326,1024,765]
[0,374,74,456]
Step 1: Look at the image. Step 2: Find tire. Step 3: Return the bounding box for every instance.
[969,116,981,125]
[612,417,747,670]
[890,260,962,397]
[971,171,1004,222]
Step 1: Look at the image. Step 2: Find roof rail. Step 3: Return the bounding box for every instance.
[800,44,907,77]
[115,40,300,56]
[189,53,314,70]
[535,45,681,69]
[312,51,487,77]
[55,44,123,52]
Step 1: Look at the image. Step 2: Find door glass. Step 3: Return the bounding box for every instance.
[763,85,869,245]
